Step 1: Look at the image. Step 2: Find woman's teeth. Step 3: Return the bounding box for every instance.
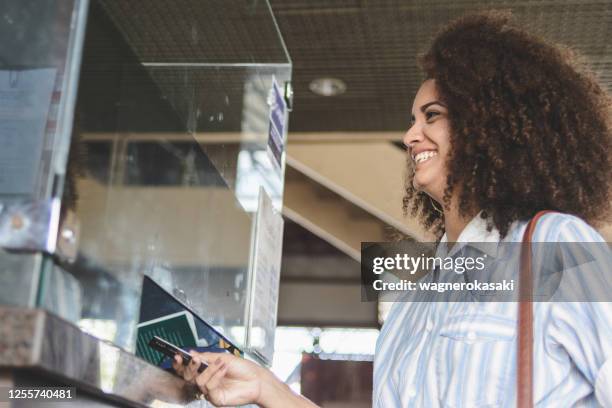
[414,151,438,164]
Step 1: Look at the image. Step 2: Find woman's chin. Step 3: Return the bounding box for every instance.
[412,175,430,191]
[412,169,444,195]
[412,178,442,201]
[412,179,422,191]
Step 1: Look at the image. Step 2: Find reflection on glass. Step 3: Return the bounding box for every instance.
[30,0,291,356]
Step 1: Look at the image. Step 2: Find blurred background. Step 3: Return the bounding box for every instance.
[271,2,612,406]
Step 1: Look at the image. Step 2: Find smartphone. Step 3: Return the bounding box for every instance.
[148,336,207,373]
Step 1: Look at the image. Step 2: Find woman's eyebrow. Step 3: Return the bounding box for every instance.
[419,101,446,112]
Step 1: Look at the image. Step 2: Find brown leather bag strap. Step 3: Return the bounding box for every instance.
[517,210,554,407]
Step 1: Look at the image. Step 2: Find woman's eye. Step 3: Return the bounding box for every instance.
[425,111,440,121]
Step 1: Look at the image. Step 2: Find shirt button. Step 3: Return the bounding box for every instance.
[425,320,434,331]
[466,331,477,342]
[407,386,417,398]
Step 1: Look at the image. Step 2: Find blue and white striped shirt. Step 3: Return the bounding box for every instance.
[373,212,612,407]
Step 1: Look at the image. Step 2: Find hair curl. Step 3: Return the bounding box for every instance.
[403,10,612,239]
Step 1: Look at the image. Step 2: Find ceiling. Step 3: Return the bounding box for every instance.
[94,0,612,133]
[269,0,612,132]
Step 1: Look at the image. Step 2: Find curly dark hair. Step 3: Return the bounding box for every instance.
[403,10,612,239]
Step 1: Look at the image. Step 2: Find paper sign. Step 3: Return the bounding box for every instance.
[246,187,284,364]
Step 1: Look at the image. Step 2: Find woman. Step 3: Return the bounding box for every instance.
[173,11,612,407]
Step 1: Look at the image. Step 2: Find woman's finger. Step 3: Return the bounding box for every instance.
[172,355,185,376]
[194,357,224,391]
[183,356,203,382]
[193,351,230,366]
[201,362,228,394]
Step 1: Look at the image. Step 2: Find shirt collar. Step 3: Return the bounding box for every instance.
[438,211,501,259]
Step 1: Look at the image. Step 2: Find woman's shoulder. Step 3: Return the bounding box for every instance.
[515,212,606,243]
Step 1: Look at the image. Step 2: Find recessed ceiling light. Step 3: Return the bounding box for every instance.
[309,77,347,97]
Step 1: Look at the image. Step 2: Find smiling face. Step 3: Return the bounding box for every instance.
[404,79,451,204]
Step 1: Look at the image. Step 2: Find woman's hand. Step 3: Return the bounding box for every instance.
[173,351,319,408]
[172,351,263,406]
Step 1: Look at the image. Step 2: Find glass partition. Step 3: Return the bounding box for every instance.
[1,0,291,358]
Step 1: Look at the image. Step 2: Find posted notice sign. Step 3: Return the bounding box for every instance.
[246,187,284,364]
[267,77,286,170]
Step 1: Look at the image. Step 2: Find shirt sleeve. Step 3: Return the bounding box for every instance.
[548,301,612,406]
[542,214,612,406]
[596,359,612,407]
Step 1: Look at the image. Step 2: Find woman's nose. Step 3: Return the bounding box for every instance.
[403,124,424,149]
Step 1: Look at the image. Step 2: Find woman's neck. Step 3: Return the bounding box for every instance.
[443,203,475,242]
